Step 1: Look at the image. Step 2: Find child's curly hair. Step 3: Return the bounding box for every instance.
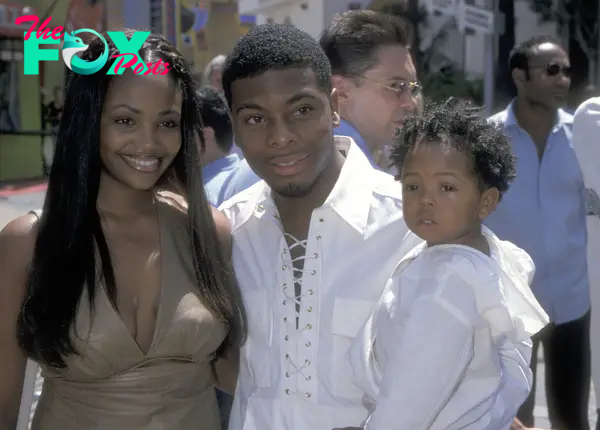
[390,97,517,197]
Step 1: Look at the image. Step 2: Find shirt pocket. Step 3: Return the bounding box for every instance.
[244,291,272,388]
[330,298,377,400]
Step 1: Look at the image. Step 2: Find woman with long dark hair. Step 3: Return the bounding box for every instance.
[0,31,245,429]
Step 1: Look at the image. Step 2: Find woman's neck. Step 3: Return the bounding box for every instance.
[96,172,156,218]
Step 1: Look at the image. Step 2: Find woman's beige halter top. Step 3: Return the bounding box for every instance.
[31,198,227,430]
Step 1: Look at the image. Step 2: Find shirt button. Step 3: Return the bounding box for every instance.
[285,389,290,395]
[305,341,312,347]
[319,218,324,222]
[285,372,290,377]
[305,392,311,398]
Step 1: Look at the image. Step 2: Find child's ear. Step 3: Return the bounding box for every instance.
[479,187,500,220]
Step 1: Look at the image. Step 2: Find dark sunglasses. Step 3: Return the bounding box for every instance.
[542,63,572,77]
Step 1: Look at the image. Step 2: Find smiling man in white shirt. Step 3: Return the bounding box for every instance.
[219,23,535,430]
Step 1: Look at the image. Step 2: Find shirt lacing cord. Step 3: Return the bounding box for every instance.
[281,233,321,397]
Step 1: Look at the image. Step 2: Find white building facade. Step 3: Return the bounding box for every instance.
[423,0,558,77]
[236,0,559,79]
[238,0,370,39]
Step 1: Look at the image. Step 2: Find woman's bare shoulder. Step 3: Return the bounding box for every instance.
[0,214,38,298]
[156,190,232,250]
[0,214,38,259]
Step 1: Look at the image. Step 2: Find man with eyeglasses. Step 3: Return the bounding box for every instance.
[486,35,591,430]
[319,10,420,173]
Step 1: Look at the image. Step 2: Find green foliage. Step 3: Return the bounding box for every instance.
[527,0,556,22]
[423,65,484,104]
[374,1,483,104]
[375,1,429,75]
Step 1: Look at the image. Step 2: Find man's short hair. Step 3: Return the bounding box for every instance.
[204,54,226,84]
[196,85,233,153]
[222,24,332,108]
[508,35,563,76]
[319,10,412,77]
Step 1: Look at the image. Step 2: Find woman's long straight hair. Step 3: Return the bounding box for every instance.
[17,31,245,368]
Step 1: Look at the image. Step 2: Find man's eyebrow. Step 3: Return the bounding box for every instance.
[285,91,320,104]
[236,102,263,114]
[389,75,414,82]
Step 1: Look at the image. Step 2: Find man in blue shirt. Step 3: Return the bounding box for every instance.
[487,35,590,430]
[198,86,259,207]
[319,10,421,172]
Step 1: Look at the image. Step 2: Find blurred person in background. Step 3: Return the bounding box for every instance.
[192,2,209,51]
[204,55,226,92]
[198,85,258,207]
[573,97,600,429]
[319,10,420,173]
[202,56,261,199]
[46,86,64,130]
[40,88,48,129]
[487,35,590,430]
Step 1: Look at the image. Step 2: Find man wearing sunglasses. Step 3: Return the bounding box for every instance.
[319,10,420,173]
[487,35,591,430]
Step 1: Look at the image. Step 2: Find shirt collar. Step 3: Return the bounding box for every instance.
[232,136,377,235]
[503,99,573,130]
[335,119,377,167]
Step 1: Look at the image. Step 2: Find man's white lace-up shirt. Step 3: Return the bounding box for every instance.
[219,136,532,430]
